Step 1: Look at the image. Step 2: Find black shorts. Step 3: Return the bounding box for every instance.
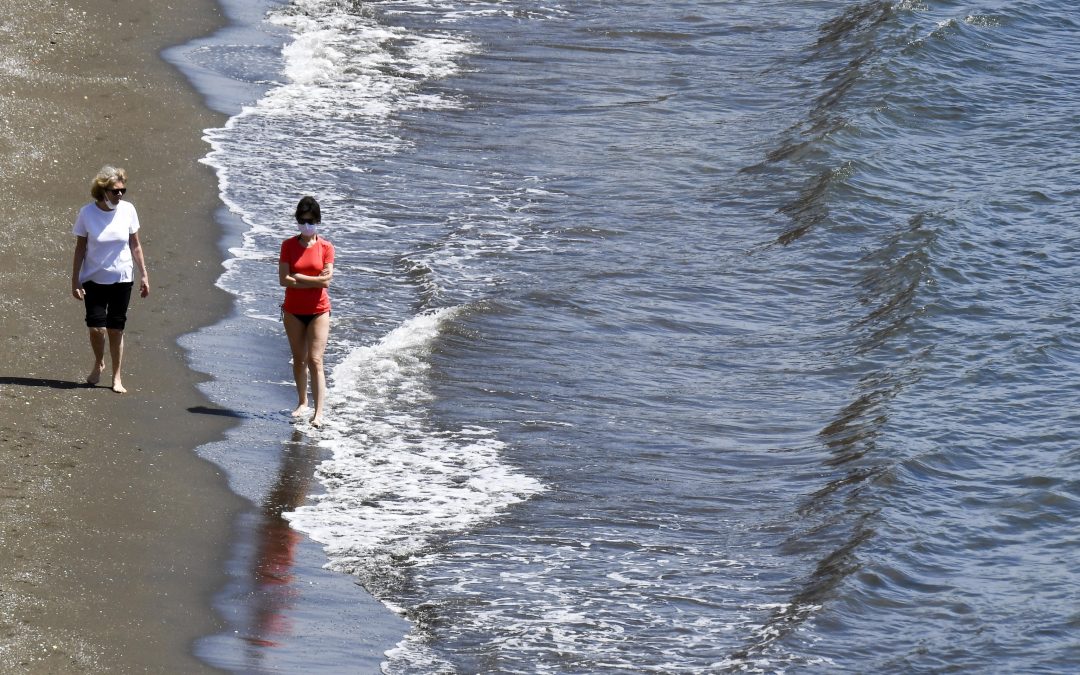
[83,281,133,330]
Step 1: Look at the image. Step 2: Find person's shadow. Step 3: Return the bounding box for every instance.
[0,376,86,389]
[187,405,251,419]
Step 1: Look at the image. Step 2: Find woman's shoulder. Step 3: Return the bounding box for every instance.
[76,201,110,223]
[280,235,304,256]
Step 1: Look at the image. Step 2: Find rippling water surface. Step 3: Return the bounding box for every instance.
[178,0,1080,671]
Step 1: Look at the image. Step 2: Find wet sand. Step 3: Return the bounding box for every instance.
[0,0,247,671]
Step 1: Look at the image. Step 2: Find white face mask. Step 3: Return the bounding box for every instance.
[102,187,123,210]
[299,222,318,237]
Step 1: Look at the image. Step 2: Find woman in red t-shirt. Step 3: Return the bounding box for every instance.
[278,196,334,427]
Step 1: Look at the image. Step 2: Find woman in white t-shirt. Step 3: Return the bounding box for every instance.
[70,166,150,393]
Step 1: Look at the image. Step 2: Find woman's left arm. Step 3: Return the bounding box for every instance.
[289,263,333,288]
[129,232,150,298]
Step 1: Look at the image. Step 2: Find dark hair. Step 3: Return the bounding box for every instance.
[295,195,321,224]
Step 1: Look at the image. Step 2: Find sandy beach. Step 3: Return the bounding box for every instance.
[0,0,246,671]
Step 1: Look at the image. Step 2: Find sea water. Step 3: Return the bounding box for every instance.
[173,0,1080,672]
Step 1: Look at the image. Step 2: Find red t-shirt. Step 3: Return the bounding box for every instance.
[280,236,334,315]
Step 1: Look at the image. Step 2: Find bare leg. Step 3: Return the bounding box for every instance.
[108,328,126,393]
[306,313,330,427]
[87,327,107,385]
[283,313,310,416]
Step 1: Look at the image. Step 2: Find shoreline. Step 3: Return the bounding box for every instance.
[0,0,247,671]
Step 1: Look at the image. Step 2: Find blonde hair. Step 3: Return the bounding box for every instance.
[90,165,127,201]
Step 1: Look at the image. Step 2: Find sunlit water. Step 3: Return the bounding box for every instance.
[174,0,1080,671]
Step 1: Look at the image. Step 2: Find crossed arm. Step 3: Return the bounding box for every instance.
[279,262,333,289]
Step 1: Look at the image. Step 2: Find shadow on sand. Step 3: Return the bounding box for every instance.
[0,376,88,390]
[188,405,252,419]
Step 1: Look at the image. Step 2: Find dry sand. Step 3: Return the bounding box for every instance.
[0,0,247,671]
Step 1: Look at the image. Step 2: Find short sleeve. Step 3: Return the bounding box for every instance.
[128,205,141,234]
[324,240,335,265]
[72,209,87,237]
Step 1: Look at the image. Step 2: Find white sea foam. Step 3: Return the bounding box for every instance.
[200,0,478,310]
[195,0,547,669]
[284,308,545,578]
[192,0,542,617]
[262,0,474,120]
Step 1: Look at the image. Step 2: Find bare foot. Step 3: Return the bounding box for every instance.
[111,378,127,394]
[291,404,310,418]
[86,362,104,385]
[310,415,323,428]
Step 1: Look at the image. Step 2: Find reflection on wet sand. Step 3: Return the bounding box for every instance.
[241,430,317,653]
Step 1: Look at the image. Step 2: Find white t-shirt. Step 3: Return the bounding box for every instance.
[72,200,140,284]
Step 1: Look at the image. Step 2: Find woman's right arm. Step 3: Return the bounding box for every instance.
[281,263,333,288]
[71,236,87,300]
